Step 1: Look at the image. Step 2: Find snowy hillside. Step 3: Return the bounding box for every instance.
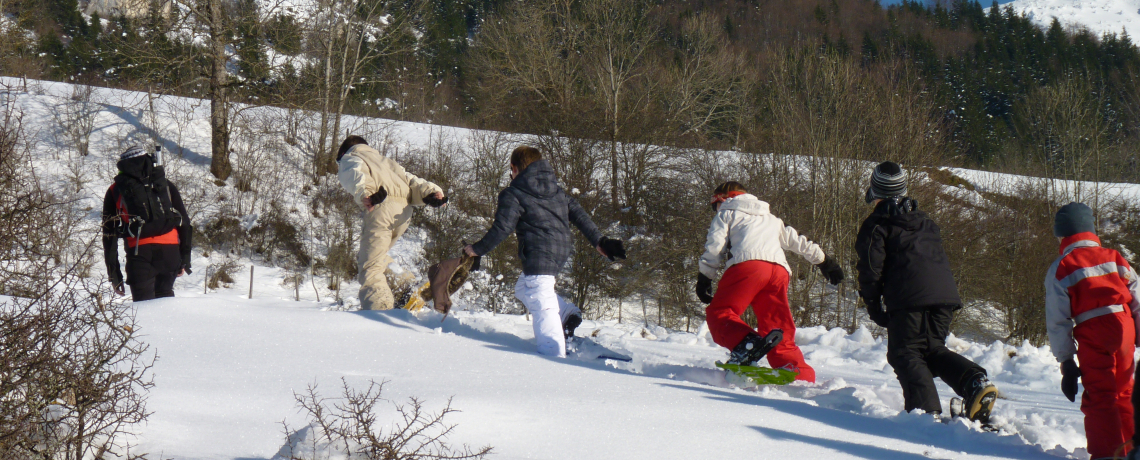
[879,0,1140,38]
[1009,0,1140,37]
[5,76,1140,459]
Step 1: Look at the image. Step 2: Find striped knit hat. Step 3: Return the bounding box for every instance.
[120,145,150,161]
[865,161,907,203]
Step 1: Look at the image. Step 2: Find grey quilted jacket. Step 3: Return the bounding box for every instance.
[470,160,603,275]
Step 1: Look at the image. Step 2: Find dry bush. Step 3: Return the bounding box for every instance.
[207,258,242,290]
[279,379,491,460]
[0,283,154,460]
[53,83,102,158]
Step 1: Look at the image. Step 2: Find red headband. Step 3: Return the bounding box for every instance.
[710,190,746,205]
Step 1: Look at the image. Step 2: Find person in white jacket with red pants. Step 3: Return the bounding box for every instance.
[697,181,844,382]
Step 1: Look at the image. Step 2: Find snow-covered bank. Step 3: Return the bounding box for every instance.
[138,263,1086,460]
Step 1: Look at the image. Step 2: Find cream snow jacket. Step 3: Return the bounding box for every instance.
[699,194,826,279]
[337,144,442,208]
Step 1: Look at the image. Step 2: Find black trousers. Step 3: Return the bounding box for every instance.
[886,306,987,413]
[125,244,181,302]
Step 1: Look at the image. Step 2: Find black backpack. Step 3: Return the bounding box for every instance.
[113,157,182,240]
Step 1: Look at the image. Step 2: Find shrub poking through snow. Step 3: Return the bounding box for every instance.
[277,379,491,460]
[0,283,155,460]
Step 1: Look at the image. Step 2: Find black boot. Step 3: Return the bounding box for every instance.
[563,313,582,340]
[962,374,998,423]
[726,329,783,366]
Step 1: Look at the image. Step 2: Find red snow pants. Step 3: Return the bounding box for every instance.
[706,260,815,383]
[1074,312,1135,459]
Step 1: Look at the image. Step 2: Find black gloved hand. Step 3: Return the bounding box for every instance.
[866,299,889,327]
[369,187,387,206]
[424,194,448,208]
[816,254,844,285]
[1061,358,1081,402]
[110,272,125,296]
[695,273,714,304]
[598,237,626,261]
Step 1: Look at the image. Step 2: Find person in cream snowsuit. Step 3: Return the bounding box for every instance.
[697,181,844,382]
[336,135,446,310]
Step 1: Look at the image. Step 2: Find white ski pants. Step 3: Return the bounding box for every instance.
[514,275,581,357]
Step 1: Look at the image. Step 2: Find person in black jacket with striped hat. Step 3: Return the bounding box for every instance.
[855,161,998,422]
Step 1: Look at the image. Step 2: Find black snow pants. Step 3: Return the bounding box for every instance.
[125,244,181,302]
[886,306,987,414]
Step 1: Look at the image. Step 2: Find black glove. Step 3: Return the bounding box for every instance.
[369,187,387,206]
[110,272,125,296]
[866,300,889,327]
[470,255,482,271]
[598,237,626,261]
[182,263,193,275]
[423,194,448,208]
[1061,358,1081,402]
[695,273,714,304]
[816,254,844,285]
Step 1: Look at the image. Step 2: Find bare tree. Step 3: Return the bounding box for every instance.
[308,0,427,179]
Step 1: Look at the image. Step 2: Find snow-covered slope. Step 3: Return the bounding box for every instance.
[880,0,1139,38]
[1009,0,1140,38]
[141,265,1083,460]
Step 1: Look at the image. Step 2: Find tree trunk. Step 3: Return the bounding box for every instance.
[208,0,231,180]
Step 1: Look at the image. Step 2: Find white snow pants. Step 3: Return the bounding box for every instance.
[514,275,581,358]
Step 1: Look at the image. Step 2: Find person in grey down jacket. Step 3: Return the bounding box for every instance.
[464,145,626,357]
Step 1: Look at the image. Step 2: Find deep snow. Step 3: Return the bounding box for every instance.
[136,260,1088,460]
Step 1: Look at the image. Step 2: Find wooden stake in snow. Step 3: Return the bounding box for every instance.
[203,266,208,294]
[248,265,254,299]
[310,265,320,302]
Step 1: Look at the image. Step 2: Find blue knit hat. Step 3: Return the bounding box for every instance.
[1053,202,1095,238]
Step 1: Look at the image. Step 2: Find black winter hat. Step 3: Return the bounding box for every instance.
[865,161,907,203]
[1054,202,1096,238]
[120,145,149,161]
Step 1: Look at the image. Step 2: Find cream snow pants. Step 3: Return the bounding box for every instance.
[358,198,414,310]
[514,275,582,357]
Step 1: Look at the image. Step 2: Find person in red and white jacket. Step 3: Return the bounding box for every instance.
[696,181,844,383]
[1046,202,1140,460]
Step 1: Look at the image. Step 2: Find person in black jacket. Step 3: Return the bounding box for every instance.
[855,161,997,421]
[102,146,193,301]
[464,145,625,357]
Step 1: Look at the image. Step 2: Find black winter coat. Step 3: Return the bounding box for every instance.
[855,198,961,313]
[470,160,603,276]
[102,156,193,285]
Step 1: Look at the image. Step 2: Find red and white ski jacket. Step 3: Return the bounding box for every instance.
[699,194,825,279]
[1044,232,1140,362]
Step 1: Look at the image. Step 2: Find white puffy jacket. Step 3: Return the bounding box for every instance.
[699,194,826,279]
